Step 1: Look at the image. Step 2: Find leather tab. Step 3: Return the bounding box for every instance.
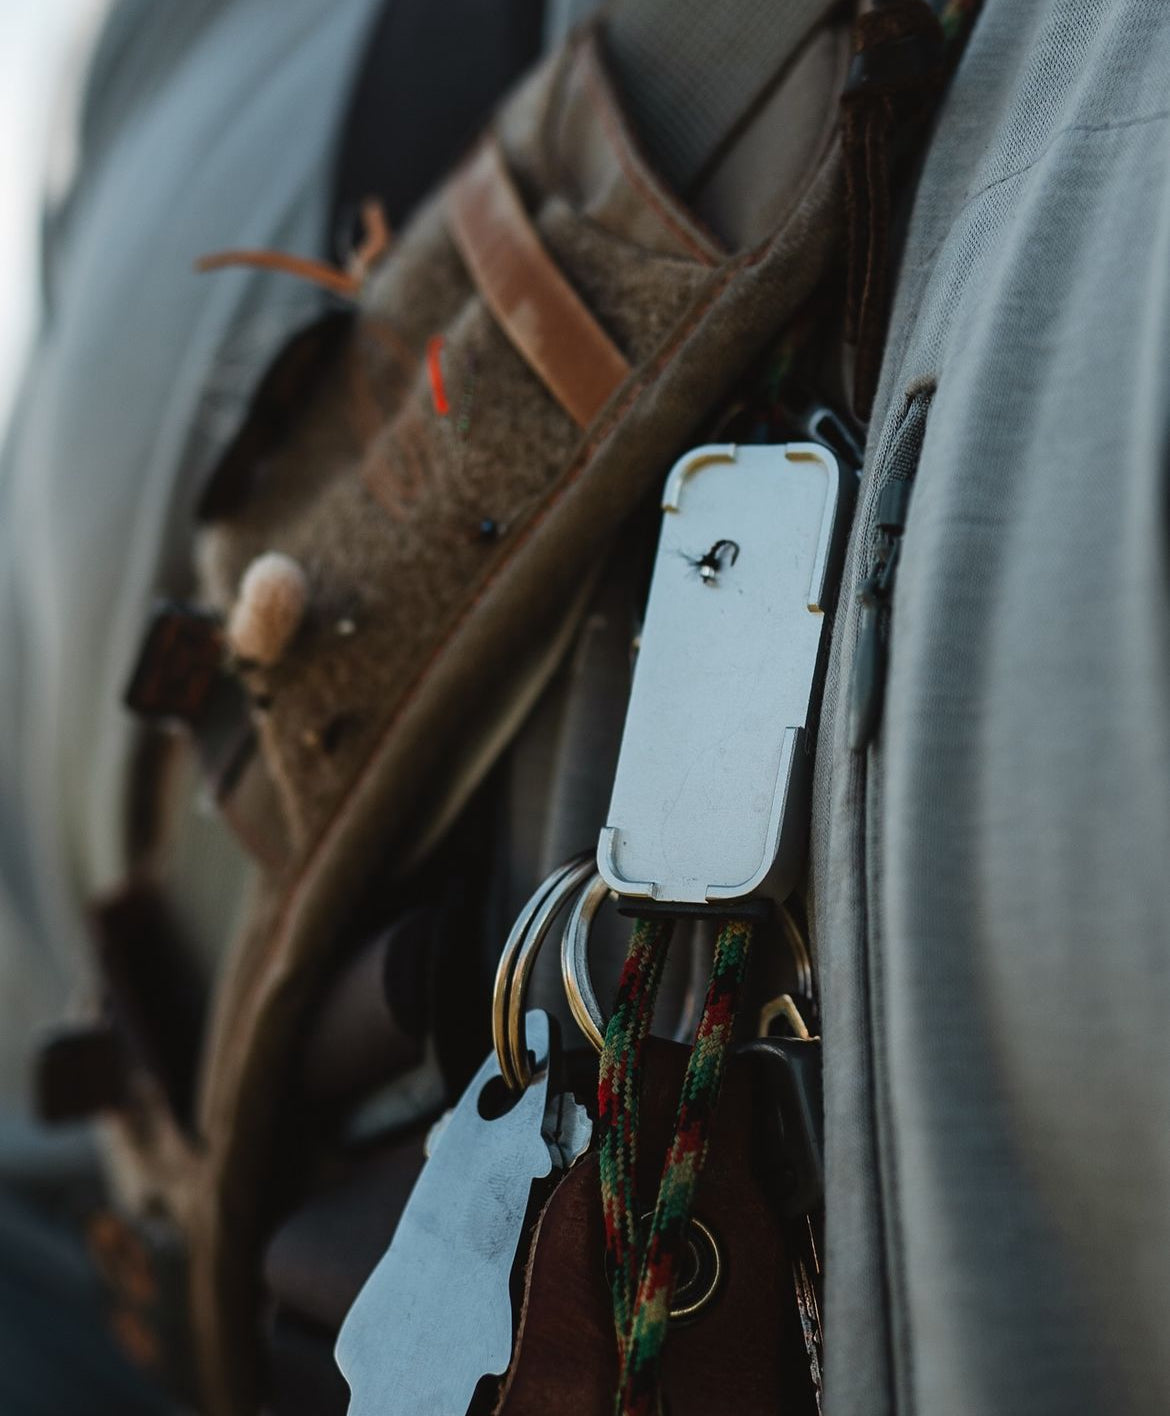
[447,136,630,428]
[124,603,224,724]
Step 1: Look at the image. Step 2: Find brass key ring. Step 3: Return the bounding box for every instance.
[492,853,595,1089]
[560,869,611,1055]
[496,860,810,1077]
[560,872,814,1054]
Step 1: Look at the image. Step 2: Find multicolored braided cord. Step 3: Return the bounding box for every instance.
[598,915,675,1352]
[599,917,754,1416]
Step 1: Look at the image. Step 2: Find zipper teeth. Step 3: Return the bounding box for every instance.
[851,384,935,1414]
[864,388,933,578]
[848,391,932,754]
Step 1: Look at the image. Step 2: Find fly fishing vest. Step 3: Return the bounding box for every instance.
[37,2,980,1411]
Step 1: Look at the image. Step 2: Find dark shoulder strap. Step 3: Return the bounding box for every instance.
[329,0,546,246]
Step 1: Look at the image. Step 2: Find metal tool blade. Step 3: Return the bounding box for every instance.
[336,1011,558,1415]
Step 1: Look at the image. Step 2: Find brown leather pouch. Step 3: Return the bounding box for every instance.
[499,1041,816,1416]
[143,13,854,1411]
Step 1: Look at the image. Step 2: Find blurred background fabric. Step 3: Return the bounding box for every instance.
[0,0,110,1178]
[0,0,405,1406]
[0,0,391,1175]
[0,0,107,433]
[0,0,596,1184]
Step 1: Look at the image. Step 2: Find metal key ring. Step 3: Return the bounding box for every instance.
[560,869,611,1055]
[491,853,594,1090]
[505,855,596,1089]
[561,875,815,1055]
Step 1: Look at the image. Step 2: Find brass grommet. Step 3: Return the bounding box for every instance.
[668,1216,723,1323]
[607,1213,724,1323]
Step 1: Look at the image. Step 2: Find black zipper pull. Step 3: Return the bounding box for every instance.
[849,480,912,752]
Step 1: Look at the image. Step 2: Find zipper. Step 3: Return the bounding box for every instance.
[848,477,913,752]
[843,383,933,1416]
[847,387,931,752]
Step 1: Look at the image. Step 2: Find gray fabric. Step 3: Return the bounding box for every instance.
[605,0,839,191]
[0,0,384,1155]
[812,3,1170,1413]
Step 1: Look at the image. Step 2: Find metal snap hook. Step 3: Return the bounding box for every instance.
[491,853,595,1090]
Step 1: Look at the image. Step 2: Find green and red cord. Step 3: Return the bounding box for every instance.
[598,916,754,1416]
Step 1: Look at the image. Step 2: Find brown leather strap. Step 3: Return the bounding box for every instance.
[447,136,630,428]
[841,0,945,416]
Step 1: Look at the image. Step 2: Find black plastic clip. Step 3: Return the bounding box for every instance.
[738,1034,824,1219]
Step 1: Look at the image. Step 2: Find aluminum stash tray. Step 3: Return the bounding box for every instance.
[598,442,847,906]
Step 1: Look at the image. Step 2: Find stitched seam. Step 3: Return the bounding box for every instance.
[849,747,897,1416]
[900,107,1170,351]
[580,48,723,267]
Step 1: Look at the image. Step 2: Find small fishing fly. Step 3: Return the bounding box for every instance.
[680,538,741,586]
